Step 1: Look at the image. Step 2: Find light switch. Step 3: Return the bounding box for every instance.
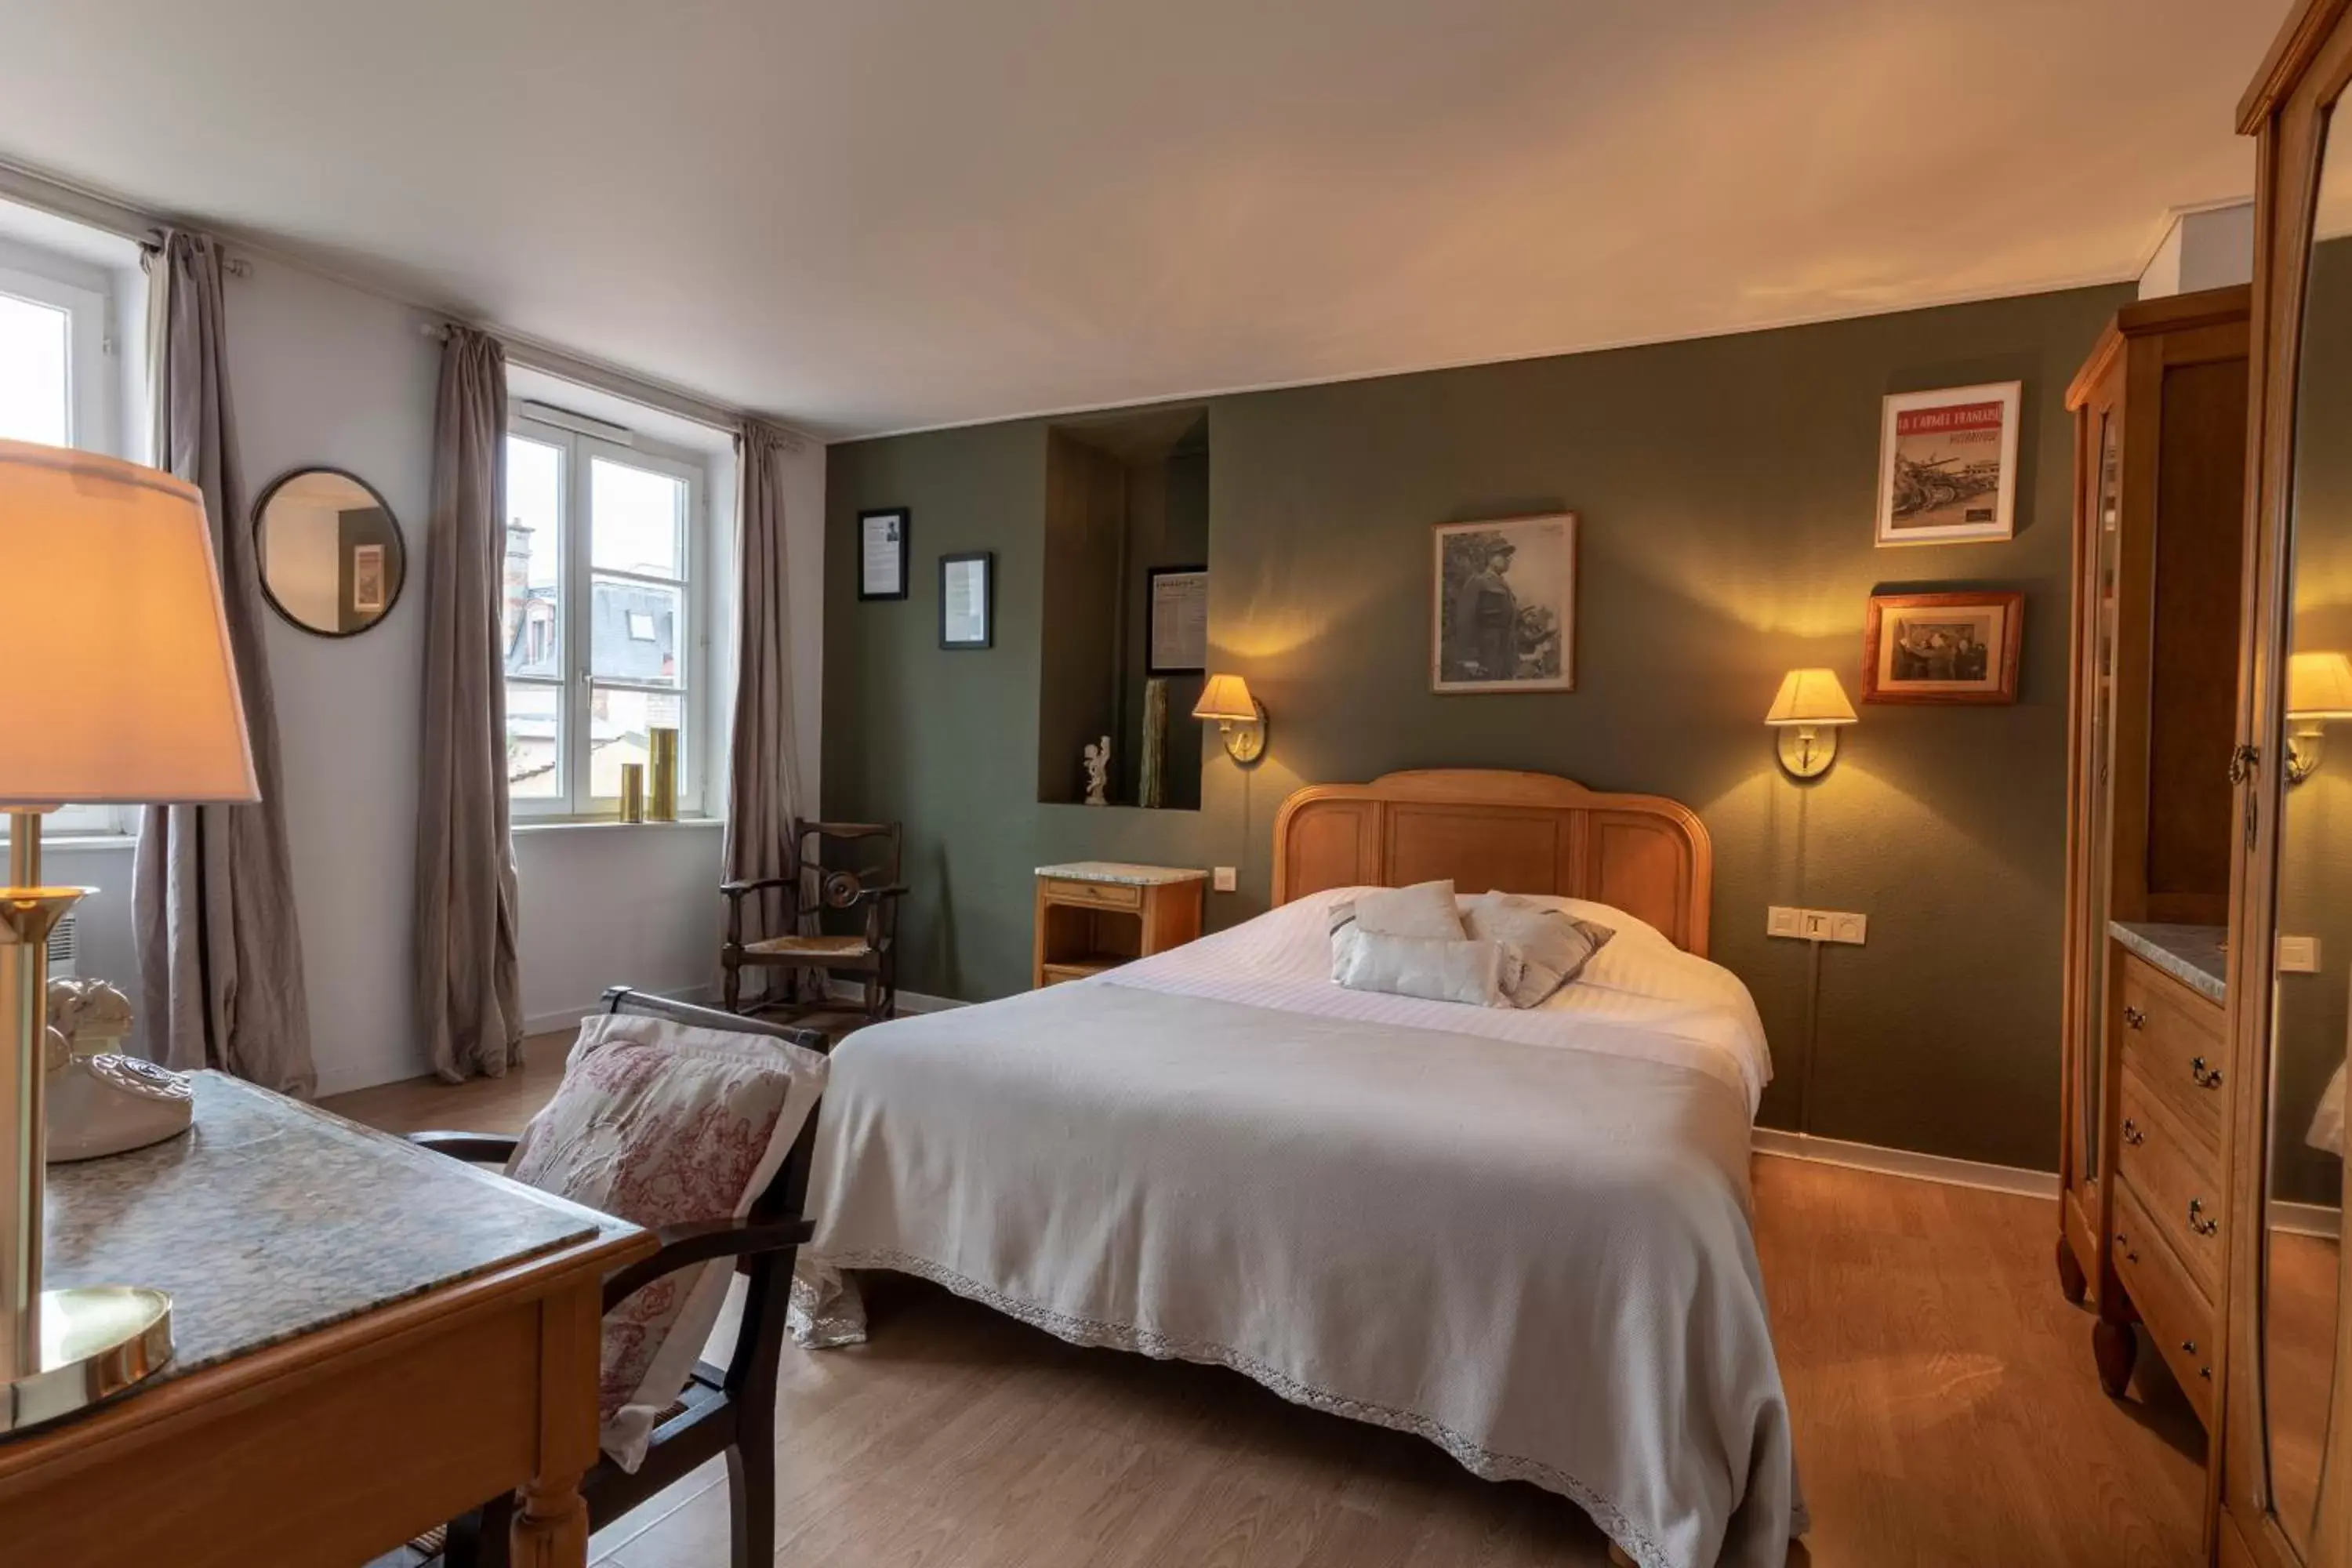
[1212,866,1237,894]
[1768,906,1866,944]
[2280,935,2321,973]
[1766,906,1802,938]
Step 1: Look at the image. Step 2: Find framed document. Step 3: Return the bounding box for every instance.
[858,507,910,601]
[350,543,387,615]
[1146,566,1208,675]
[939,550,993,649]
[1875,383,2021,546]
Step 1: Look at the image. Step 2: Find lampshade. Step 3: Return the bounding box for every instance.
[1192,673,1261,724]
[1763,668,1857,727]
[0,440,256,806]
[2288,651,2352,720]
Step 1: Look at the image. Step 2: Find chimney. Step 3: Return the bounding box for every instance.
[503,520,532,657]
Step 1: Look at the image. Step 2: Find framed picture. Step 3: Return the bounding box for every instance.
[1875,382,2022,546]
[1146,565,1208,675]
[1862,590,2024,704]
[1432,514,1577,693]
[939,550,993,649]
[350,543,387,615]
[858,507,910,601]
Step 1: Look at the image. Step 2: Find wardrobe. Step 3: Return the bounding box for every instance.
[2063,1,2352,1560]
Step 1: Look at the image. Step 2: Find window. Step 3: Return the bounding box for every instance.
[2,237,125,837]
[503,414,705,818]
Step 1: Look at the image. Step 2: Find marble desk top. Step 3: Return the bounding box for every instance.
[1036,860,1209,887]
[39,1073,637,1388]
[2111,920,2228,1005]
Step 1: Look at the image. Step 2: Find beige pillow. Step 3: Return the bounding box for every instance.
[507,1013,827,1471]
[1330,927,1508,1007]
[1327,879,1467,942]
[1463,891,1615,1008]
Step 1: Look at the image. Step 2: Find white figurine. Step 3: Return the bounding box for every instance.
[1083,735,1111,806]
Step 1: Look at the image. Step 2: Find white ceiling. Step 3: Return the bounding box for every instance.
[0,0,2284,440]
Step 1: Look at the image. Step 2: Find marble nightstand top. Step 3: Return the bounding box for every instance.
[1036,861,1209,886]
[39,1073,635,1388]
[2111,920,2228,1004]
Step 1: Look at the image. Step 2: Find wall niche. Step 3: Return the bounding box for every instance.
[1036,408,1210,808]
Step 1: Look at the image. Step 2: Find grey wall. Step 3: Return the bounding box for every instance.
[824,283,2135,1171]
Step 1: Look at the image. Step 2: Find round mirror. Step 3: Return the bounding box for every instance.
[254,467,405,637]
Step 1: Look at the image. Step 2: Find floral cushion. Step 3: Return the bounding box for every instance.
[506,1011,827,1471]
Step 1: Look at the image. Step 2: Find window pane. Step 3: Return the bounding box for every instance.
[588,686,684,800]
[504,435,564,678]
[590,456,684,578]
[591,577,681,686]
[0,292,69,446]
[505,684,563,798]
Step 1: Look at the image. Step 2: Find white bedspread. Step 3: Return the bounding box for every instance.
[793,894,1801,1568]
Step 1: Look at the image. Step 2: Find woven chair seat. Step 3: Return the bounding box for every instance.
[744,933,871,960]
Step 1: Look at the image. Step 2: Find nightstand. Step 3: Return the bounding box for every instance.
[1033,862,1207,987]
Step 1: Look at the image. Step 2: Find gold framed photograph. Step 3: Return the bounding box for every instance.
[1862,590,2023,704]
[1432,513,1577,693]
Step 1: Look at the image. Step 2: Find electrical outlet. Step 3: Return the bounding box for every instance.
[1767,906,1867,944]
[1212,866,1238,894]
[2280,935,2321,973]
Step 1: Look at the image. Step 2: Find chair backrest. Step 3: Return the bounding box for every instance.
[791,818,902,894]
[600,987,826,1398]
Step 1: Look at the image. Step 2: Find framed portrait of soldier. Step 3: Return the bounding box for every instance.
[1875,382,2020,546]
[1432,513,1577,693]
[1861,590,2023,704]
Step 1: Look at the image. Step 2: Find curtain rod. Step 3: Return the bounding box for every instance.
[0,153,813,448]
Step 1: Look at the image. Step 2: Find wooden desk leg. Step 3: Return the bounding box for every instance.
[513,1279,603,1567]
[511,1470,590,1567]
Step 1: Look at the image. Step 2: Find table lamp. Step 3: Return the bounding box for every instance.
[0,438,257,1427]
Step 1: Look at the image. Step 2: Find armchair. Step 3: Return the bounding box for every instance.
[722,818,907,1025]
[419,988,829,1568]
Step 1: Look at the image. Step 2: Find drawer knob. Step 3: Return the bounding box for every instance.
[2181,1339,2198,1355]
[2190,1056,2223,1090]
[2123,1005,2147,1030]
[2201,1367,2213,1381]
[2121,1118,2145,1146]
[2187,1198,2219,1236]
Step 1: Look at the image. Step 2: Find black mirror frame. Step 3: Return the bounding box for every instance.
[252,465,407,639]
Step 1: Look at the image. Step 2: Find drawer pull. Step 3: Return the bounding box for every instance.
[2123,1005,2147,1030]
[2201,1367,2213,1381]
[2190,1056,2223,1090]
[2181,1339,2198,1356]
[2122,1118,2145,1146]
[2187,1199,2219,1236]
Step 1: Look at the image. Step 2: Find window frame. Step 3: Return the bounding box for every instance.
[504,413,706,822]
[0,238,128,840]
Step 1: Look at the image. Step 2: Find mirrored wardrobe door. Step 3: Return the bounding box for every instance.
[2267,98,2352,1564]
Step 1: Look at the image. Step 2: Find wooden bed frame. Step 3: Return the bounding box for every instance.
[1269,769,1714,958]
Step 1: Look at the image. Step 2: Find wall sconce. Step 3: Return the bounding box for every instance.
[1193,673,1269,764]
[1764,668,1857,779]
[2287,651,2352,785]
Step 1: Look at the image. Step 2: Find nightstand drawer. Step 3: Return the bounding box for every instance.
[1043,877,1143,912]
[2115,949,2227,1150]
[2111,1180,2216,1428]
[2115,1068,2225,1301]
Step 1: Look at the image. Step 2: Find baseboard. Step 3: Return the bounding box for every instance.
[523,982,717,1040]
[822,980,967,1015]
[1750,1127,2060,1199]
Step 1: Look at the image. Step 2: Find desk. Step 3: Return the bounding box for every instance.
[0,1073,650,1567]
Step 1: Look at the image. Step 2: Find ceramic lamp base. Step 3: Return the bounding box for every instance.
[2,1285,172,1434]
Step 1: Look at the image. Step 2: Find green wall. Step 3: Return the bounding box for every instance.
[824,283,2136,1171]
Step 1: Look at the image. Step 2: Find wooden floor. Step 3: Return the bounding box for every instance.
[331,1033,2209,1568]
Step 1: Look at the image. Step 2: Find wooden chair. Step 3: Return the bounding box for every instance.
[722,818,907,1025]
[416,987,829,1568]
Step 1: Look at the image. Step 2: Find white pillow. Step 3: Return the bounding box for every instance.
[507,1012,827,1471]
[1330,927,1508,1007]
[1462,891,1615,1008]
[1327,879,1467,941]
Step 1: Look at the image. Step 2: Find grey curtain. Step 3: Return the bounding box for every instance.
[134,231,317,1095]
[415,327,523,1081]
[723,419,808,982]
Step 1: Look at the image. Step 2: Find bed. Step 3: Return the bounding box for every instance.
[790,770,1802,1568]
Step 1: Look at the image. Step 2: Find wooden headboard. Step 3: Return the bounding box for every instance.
[1269,769,1714,956]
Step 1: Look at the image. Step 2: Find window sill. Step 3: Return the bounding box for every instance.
[0,833,140,851]
[511,815,726,836]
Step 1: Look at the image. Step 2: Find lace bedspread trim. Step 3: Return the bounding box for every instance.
[789,1247,1742,1568]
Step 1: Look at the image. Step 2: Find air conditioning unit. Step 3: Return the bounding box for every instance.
[46,913,77,979]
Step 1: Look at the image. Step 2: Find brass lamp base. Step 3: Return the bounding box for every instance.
[2,1285,172,1434]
